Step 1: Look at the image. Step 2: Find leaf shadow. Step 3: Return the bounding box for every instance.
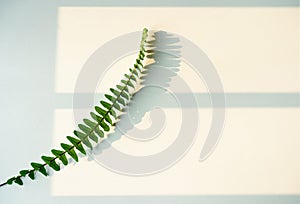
[91,30,182,159]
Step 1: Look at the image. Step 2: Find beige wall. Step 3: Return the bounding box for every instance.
[53,7,299,195]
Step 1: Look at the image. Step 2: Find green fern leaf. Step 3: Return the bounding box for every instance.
[99,121,110,132]
[94,106,106,116]
[19,170,29,177]
[117,97,126,106]
[104,94,116,103]
[83,118,97,128]
[78,124,98,142]
[121,79,128,85]
[132,69,139,76]
[120,91,129,100]
[134,64,142,72]
[100,101,112,110]
[109,109,117,119]
[66,136,86,155]
[28,171,35,180]
[31,162,47,176]
[127,80,135,88]
[94,107,112,124]
[116,85,129,93]
[87,114,105,137]
[6,177,15,185]
[136,59,142,66]
[110,88,120,97]
[61,143,79,162]
[51,149,68,165]
[113,102,122,111]
[73,131,93,149]
[14,177,23,186]
[41,156,60,171]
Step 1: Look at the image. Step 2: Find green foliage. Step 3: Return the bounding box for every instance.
[6,177,15,185]
[51,149,69,165]
[61,143,79,161]
[14,177,23,186]
[30,162,48,177]
[28,171,35,180]
[2,28,149,187]
[19,170,29,176]
[66,136,86,155]
[41,156,60,171]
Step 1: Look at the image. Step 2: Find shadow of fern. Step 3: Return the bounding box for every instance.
[91,30,182,160]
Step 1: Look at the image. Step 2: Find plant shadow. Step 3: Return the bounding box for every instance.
[91,30,183,159]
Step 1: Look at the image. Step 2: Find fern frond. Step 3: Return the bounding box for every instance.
[1,28,149,187]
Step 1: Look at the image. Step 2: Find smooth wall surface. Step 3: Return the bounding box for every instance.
[0,1,299,204]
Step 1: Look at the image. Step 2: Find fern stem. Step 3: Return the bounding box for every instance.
[32,49,143,180]
[0,28,148,187]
